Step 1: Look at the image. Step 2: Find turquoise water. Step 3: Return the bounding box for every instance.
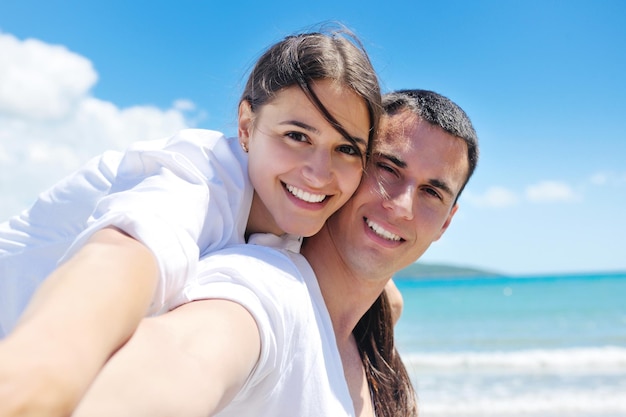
[395,272,626,417]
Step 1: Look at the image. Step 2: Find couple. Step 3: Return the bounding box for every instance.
[72,89,478,416]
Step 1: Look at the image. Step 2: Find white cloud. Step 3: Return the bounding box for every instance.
[173,99,196,111]
[589,172,608,185]
[0,33,97,120]
[525,180,580,203]
[463,186,520,208]
[0,33,196,221]
[587,171,626,187]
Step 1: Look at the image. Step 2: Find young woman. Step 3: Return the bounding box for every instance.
[0,27,381,417]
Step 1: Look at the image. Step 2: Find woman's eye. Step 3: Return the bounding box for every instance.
[286,132,308,142]
[337,144,359,156]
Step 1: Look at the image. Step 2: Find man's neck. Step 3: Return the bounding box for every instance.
[301,226,388,343]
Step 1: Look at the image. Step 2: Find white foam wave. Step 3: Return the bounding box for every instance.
[420,391,626,417]
[410,360,626,416]
[403,346,626,372]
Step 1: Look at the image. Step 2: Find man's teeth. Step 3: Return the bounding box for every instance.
[286,184,326,203]
[366,218,401,241]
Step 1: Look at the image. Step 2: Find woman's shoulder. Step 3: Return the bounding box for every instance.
[122,128,231,152]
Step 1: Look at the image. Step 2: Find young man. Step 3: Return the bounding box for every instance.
[71,89,479,417]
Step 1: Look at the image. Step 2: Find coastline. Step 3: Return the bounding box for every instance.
[395,271,626,417]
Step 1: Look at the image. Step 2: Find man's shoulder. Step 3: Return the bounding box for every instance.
[194,243,318,317]
[200,244,305,287]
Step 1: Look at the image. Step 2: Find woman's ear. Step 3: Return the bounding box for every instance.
[238,100,253,149]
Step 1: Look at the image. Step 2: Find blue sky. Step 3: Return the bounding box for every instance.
[1,0,625,276]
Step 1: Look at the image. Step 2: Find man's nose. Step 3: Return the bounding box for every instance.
[382,185,415,220]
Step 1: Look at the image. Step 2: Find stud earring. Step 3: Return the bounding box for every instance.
[240,142,248,153]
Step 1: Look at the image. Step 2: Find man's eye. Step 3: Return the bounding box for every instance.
[424,187,441,200]
[377,163,396,174]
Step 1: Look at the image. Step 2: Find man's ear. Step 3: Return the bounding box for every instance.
[434,203,459,241]
[238,100,254,147]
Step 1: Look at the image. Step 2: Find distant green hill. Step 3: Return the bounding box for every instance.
[393,262,502,279]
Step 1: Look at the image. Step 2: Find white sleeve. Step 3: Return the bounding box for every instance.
[178,243,355,417]
[60,129,251,313]
[0,151,123,336]
[0,149,122,255]
[180,245,308,396]
[183,279,277,390]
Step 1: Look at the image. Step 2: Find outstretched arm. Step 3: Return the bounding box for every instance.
[0,226,159,416]
[73,299,261,417]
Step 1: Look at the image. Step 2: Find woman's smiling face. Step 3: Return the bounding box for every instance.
[239,79,371,237]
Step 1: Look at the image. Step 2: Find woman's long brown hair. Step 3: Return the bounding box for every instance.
[353,291,418,417]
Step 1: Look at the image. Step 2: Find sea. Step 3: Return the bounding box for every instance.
[394,272,626,417]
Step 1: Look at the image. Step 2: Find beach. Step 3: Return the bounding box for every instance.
[395,273,626,416]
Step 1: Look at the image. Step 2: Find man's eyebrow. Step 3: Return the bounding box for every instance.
[377,152,455,197]
[428,179,455,198]
[378,152,407,169]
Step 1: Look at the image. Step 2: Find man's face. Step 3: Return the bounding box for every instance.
[325,110,469,279]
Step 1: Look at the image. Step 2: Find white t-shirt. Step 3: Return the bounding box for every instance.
[0,129,252,337]
[176,234,355,417]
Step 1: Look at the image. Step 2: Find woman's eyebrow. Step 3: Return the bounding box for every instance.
[350,136,368,148]
[279,120,319,134]
[280,120,367,148]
